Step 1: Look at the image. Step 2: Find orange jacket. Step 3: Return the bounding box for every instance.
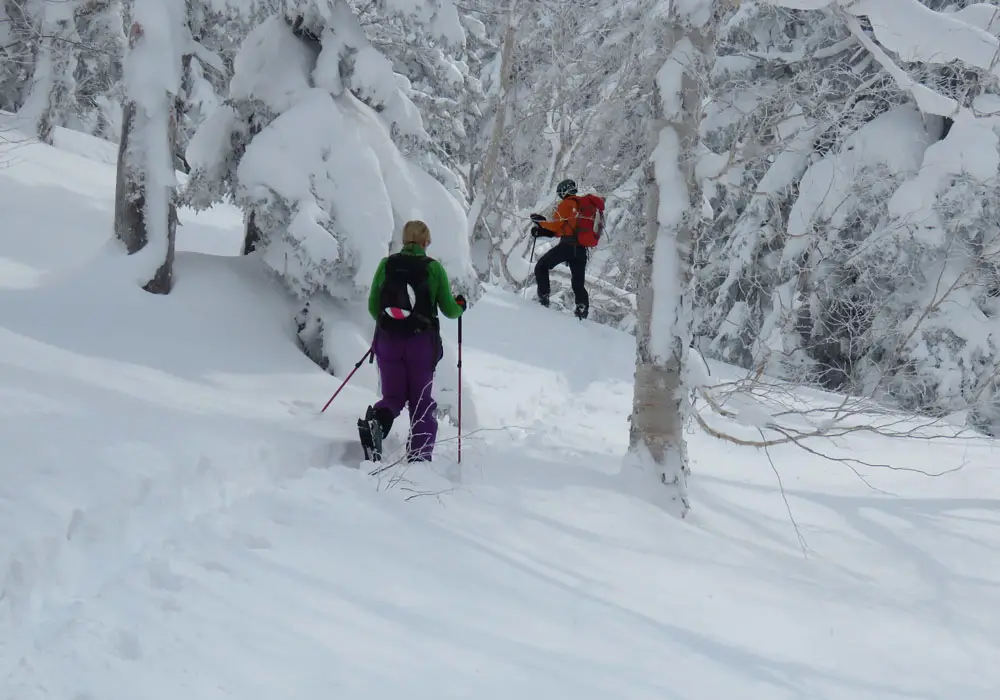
[538,197,579,238]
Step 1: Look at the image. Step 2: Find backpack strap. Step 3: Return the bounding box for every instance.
[563,195,583,245]
[570,194,600,243]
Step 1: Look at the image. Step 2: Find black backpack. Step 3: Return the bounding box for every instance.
[377,253,438,335]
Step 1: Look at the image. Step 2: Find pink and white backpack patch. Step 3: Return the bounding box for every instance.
[385,306,410,320]
[384,283,417,320]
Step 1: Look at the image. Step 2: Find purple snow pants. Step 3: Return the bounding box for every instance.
[373,329,441,461]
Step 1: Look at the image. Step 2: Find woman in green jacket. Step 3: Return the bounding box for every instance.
[358,220,466,462]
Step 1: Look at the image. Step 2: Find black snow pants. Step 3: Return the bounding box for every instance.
[534,242,589,311]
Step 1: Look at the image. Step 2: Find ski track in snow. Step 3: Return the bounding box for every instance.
[1,123,1000,700]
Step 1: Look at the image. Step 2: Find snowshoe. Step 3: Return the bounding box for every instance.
[358,405,384,462]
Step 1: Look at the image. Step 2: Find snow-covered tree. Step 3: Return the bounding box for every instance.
[694,4,896,372]
[177,0,279,167]
[4,0,124,142]
[0,0,278,155]
[114,0,187,294]
[15,0,80,143]
[183,0,478,369]
[76,0,127,140]
[695,0,1000,434]
[0,1,35,115]
[351,0,485,203]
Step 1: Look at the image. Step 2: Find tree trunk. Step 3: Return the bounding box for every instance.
[239,102,269,256]
[243,209,263,255]
[476,4,516,205]
[468,1,517,271]
[631,160,690,468]
[629,157,692,518]
[627,13,715,518]
[114,99,178,295]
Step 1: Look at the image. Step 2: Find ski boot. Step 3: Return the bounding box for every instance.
[358,405,385,462]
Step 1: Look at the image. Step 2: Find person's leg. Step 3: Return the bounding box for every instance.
[568,247,590,319]
[370,332,407,436]
[404,331,440,461]
[534,244,571,306]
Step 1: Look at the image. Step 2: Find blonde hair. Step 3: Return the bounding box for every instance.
[402,220,431,246]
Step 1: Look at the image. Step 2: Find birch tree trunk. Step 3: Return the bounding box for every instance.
[628,9,717,518]
[467,0,518,276]
[473,2,516,212]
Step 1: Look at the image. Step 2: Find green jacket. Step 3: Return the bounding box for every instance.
[368,243,465,321]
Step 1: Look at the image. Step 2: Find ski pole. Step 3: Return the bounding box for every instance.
[529,235,537,263]
[457,315,463,464]
[321,347,373,413]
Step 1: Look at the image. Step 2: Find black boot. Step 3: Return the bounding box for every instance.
[358,405,393,462]
[574,303,588,320]
[538,293,550,308]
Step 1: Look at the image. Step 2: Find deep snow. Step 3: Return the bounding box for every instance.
[1,123,999,700]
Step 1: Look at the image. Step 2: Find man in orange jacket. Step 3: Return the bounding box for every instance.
[530,178,590,320]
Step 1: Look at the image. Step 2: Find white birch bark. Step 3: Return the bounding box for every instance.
[468,0,518,254]
[627,5,719,518]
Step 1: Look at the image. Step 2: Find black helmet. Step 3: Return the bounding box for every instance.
[556,179,578,199]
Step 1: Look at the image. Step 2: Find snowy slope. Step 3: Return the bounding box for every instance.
[2,127,1000,700]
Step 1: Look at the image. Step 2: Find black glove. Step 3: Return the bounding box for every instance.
[531,224,552,238]
[530,213,546,224]
[455,294,467,310]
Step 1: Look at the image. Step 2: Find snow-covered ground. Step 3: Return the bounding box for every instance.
[2,125,999,700]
